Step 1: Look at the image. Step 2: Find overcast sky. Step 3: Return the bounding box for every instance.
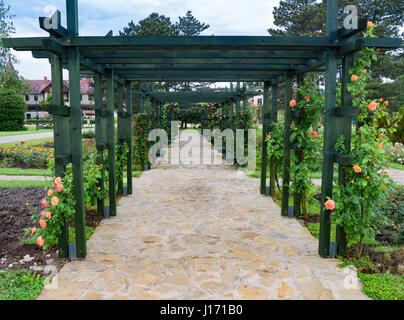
[9,0,280,80]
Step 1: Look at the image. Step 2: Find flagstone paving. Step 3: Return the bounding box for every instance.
[38,133,368,300]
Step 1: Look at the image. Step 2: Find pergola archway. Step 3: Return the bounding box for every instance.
[4,0,401,259]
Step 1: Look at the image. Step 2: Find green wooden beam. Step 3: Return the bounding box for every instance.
[89,58,316,65]
[79,50,326,59]
[104,64,300,71]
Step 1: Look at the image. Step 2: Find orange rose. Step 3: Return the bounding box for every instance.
[51,197,59,206]
[289,100,296,107]
[377,144,383,149]
[31,227,37,234]
[385,172,390,177]
[351,75,358,81]
[384,100,389,106]
[36,236,44,247]
[367,21,373,28]
[379,98,383,102]
[45,211,51,219]
[368,101,377,111]
[362,69,367,74]
[353,166,362,173]
[39,219,47,229]
[48,189,54,197]
[366,176,370,180]
[311,131,318,138]
[55,177,62,184]
[98,187,101,191]
[383,185,387,189]
[324,200,336,211]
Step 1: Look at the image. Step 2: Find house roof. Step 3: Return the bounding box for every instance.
[28,79,93,94]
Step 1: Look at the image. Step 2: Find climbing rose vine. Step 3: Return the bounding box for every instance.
[334,25,396,257]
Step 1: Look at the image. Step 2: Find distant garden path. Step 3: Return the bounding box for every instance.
[36,133,369,300]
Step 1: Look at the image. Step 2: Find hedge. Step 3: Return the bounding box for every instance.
[0,89,27,131]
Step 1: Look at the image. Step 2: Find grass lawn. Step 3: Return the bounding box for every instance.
[359,273,404,300]
[389,162,404,170]
[0,127,53,137]
[0,180,48,188]
[0,168,51,176]
[0,138,53,146]
[0,270,44,300]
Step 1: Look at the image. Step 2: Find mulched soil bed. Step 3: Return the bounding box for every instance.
[347,244,404,275]
[0,187,102,277]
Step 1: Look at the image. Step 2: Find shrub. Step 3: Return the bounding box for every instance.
[82,130,95,139]
[0,88,27,131]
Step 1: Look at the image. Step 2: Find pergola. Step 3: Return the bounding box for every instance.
[3,0,402,259]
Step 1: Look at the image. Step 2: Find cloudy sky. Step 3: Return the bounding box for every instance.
[9,0,280,80]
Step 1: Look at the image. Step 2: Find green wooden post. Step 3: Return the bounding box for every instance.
[140,96,144,114]
[336,55,354,257]
[281,75,293,216]
[50,52,70,258]
[94,73,106,217]
[67,0,86,258]
[68,48,86,257]
[236,82,241,118]
[319,0,339,257]
[243,83,248,112]
[293,76,304,217]
[269,83,278,197]
[117,83,124,195]
[106,69,117,216]
[126,82,133,195]
[260,81,270,195]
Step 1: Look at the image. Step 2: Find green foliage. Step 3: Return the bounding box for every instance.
[0,0,17,71]
[289,77,323,216]
[0,180,47,188]
[176,10,210,36]
[82,130,95,139]
[24,139,104,250]
[359,273,404,300]
[38,92,52,112]
[0,270,44,300]
[133,114,152,168]
[377,185,404,244]
[267,114,285,191]
[120,13,179,36]
[0,142,52,168]
[334,28,396,257]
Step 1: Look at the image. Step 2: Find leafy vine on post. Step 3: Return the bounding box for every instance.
[334,24,396,258]
[289,77,323,218]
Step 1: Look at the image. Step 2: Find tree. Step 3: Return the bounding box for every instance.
[176,11,209,36]
[0,0,17,72]
[119,13,179,36]
[39,92,52,112]
[268,0,404,113]
[120,11,211,92]
[0,65,27,131]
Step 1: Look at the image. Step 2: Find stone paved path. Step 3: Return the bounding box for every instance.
[38,133,368,300]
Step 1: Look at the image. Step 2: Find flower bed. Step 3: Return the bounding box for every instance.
[0,142,53,169]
